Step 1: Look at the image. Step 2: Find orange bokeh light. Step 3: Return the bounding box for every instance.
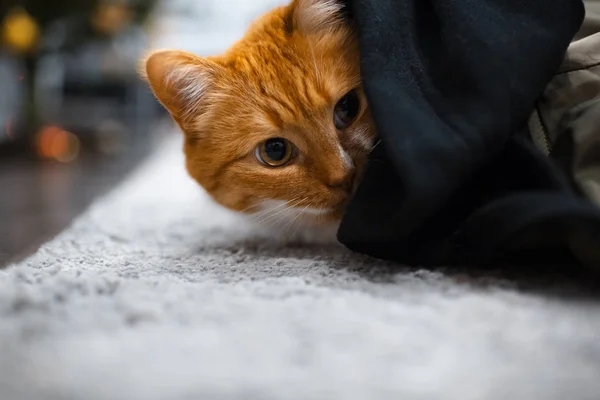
[36,125,80,162]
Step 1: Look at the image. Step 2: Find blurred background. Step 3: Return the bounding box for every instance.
[0,0,162,265]
[0,0,283,266]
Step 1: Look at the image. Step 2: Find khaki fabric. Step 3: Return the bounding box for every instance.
[574,0,600,40]
[529,0,600,206]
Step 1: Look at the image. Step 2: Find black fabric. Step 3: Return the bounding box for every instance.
[337,0,600,270]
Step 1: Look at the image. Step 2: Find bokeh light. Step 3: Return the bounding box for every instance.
[1,6,40,54]
[35,125,80,163]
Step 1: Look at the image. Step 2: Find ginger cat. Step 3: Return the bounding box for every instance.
[143,0,375,234]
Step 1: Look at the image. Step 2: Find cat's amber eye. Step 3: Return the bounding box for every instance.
[256,138,294,167]
[334,89,361,130]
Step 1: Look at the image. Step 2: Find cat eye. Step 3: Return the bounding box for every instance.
[334,89,361,130]
[256,137,294,167]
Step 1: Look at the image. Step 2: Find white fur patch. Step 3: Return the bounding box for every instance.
[296,0,343,33]
[338,145,354,169]
[250,199,340,244]
[252,199,333,227]
[352,127,375,151]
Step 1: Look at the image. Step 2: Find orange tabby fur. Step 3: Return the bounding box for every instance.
[143,0,375,229]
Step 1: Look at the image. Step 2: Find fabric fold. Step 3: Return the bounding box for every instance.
[338,0,600,269]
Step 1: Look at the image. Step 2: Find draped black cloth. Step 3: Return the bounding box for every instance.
[337,0,600,269]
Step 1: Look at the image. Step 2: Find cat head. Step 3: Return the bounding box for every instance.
[143,0,375,228]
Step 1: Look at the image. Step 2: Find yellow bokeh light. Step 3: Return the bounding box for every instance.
[1,7,40,54]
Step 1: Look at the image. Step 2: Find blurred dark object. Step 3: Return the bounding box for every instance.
[0,0,163,160]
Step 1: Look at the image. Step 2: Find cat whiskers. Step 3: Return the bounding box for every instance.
[250,199,295,224]
[283,201,313,234]
[253,197,309,227]
[370,139,382,154]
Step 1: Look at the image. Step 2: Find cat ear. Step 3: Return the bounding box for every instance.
[143,50,220,123]
[291,0,344,34]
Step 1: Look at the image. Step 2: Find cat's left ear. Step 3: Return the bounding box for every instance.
[142,50,221,123]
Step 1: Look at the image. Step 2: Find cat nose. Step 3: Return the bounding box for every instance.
[326,168,356,193]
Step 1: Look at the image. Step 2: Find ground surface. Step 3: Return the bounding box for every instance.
[0,141,154,267]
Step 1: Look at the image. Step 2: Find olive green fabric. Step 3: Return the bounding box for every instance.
[574,0,600,40]
[529,0,600,206]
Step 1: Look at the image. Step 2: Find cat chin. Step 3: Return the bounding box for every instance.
[239,213,342,245]
[243,200,342,241]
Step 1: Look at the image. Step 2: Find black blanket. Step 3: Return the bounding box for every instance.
[337,0,600,270]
